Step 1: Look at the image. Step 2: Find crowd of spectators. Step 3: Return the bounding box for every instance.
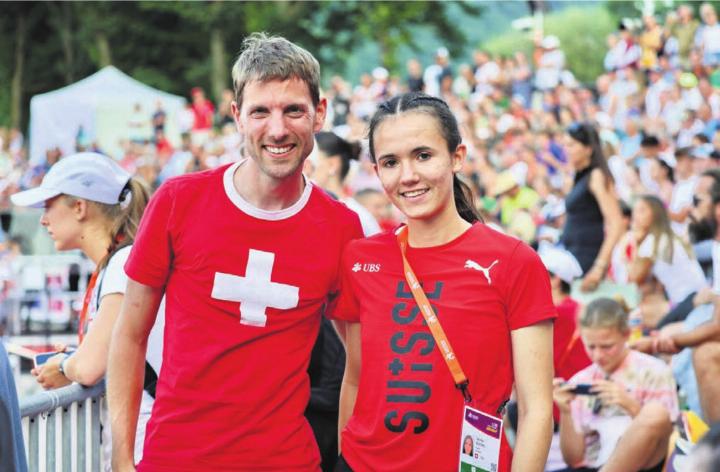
[2,2,720,470]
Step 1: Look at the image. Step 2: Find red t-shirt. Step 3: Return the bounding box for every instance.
[126,161,362,471]
[331,223,556,472]
[191,100,214,130]
[553,297,591,381]
[551,297,591,423]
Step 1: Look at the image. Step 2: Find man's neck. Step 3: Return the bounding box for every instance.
[234,160,306,211]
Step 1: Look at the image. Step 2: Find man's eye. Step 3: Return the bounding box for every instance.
[381,159,397,168]
[287,107,305,117]
[418,152,432,160]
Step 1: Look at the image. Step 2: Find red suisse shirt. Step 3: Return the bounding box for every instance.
[126,161,362,471]
[331,224,556,472]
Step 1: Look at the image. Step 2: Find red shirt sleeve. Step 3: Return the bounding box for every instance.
[326,241,361,322]
[503,241,557,330]
[125,181,175,287]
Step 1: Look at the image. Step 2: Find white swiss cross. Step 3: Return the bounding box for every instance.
[211,249,299,327]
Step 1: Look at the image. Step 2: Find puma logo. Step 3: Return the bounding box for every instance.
[464,259,499,284]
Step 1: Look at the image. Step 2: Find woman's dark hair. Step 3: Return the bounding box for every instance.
[657,158,674,183]
[367,92,482,224]
[315,131,362,181]
[567,121,614,187]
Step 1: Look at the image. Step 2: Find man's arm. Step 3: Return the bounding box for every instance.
[671,296,720,349]
[511,320,554,472]
[107,279,163,471]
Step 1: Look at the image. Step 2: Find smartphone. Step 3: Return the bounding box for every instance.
[33,351,59,368]
[33,350,75,368]
[569,383,597,395]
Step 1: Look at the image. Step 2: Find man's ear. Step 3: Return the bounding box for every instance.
[313,98,328,133]
[231,100,243,135]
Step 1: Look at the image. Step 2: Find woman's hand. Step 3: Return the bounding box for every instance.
[552,378,575,414]
[656,334,680,355]
[33,353,72,390]
[580,265,604,292]
[693,287,716,307]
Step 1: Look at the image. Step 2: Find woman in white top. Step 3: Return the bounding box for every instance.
[628,194,708,329]
[11,152,164,469]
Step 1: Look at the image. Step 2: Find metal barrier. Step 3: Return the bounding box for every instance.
[20,381,105,472]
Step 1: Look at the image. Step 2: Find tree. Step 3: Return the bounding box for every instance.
[484,6,616,85]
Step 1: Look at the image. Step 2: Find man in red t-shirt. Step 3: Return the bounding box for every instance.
[107,33,362,472]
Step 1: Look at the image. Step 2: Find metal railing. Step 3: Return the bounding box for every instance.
[20,381,105,472]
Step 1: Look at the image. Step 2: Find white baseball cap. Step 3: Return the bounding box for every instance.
[538,244,583,284]
[11,152,131,208]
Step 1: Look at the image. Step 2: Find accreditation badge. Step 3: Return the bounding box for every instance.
[458,405,502,472]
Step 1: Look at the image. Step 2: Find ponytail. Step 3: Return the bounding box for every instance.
[453,174,482,224]
[97,178,150,270]
[315,131,362,181]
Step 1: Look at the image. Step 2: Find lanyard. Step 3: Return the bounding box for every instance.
[396,226,472,403]
[78,269,100,344]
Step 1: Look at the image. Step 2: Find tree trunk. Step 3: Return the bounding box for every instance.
[210,27,227,103]
[49,2,75,83]
[10,14,26,129]
[96,32,112,67]
[60,3,74,83]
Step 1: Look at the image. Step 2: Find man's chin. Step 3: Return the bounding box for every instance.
[261,160,304,181]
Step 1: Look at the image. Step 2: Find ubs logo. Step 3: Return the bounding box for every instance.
[352,262,381,273]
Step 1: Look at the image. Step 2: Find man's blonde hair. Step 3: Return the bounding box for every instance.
[231,32,320,110]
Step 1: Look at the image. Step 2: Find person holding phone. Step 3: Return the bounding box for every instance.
[11,152,163,470]
[552,298,678,472]
[331,92,556,472]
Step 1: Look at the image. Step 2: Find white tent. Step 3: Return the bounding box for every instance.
[29,66,186,164]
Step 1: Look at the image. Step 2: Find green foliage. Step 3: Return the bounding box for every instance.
[0,0,479,133]
[484,6,616,85]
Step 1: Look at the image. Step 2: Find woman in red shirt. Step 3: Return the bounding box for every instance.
[331,93,556,471]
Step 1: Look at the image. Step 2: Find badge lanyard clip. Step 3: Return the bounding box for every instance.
[396,226,472,404]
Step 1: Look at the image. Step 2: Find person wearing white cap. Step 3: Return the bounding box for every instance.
[11,151,164,470]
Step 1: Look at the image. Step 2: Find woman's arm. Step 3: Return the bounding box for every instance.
[511,320,554,472]
[34,293,124,389]
[582,169,625,291]
[338,321,361,452]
